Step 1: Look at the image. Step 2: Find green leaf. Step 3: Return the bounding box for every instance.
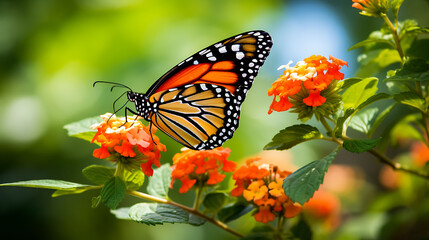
[147,164,171,198]
[385,58,429,82]
[393,92,427,112]
[348,38,394,51]
[217,203,254,223]
[101,177,126,209]
[291,217,313,240]
[355,49,402,77]
[111,207,131,220]
[343,138,381,153]
[82,165,115,185]
[355,92,392,111]
[283,149,338,205]
[349,108,379,134]
[129,203,205,226]
[64,116,100,142]
[202,192,227,211]
[0,179,92,190]
[335,108,356,137]
[0,179,97,197]
[92,195,101,208]
[51,187,96,197]
[264,124,323,150]
[339,77,364,91]
[342,77,379,109]
[368,103,397,138]
[121,169,145,191]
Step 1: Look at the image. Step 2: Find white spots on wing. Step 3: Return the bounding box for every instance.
[208,57,217,61]
[231,44,240,51]
[236,52,244,60]
[219,46,227,53]
[199,49,210,55]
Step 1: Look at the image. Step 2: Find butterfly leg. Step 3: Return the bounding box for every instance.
[148,122,158,146]
[118,107,139,128]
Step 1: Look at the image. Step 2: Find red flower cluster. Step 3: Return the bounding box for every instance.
[268,55,348,114]
[170,147,236,193]
[231,158,302,223]
[90,113,166,176]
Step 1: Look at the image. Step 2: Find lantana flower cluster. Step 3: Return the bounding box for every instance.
[268,55,348,120]
[231,158,302,223]
[170,147,236,193]
[90,113,166,176]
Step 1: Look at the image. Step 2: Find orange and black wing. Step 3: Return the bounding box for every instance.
[140,31,272,149]
[148,84,239,150]
[146,30,273,102]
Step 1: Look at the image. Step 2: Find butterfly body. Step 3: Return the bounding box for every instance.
[120,31,272,150]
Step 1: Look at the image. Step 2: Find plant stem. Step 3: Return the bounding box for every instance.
[381,13,405,62]
[321,137,429,179]
[368,149,429,179]
[193,183,203,210]
[320,116,333,135]
[127,190,244,238]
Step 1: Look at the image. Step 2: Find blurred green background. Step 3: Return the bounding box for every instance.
[1,0,428,239]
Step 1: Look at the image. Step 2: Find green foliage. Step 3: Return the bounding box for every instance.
[348,30,395,51]
[0,179,97,197]
[217,203,254,223]
[101,177,126,209]
[82,165,115,185]
[349,107,379,134]
[391,0,405,22]
[63,116,100,142]
[291,217,313,240]
[129,203,205,226]
[147,164,172,198]
[393,92,427,112]
[202,192,228,212]
[355,49,402,77]
[264,124,323,150]
[121,168,145,191]
[368,103,397,138]
[385,58,429,82]
[283,149,338,205]
[342,77,379,109]
[343,138,381,153]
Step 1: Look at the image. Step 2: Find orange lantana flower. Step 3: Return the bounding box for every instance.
[411,142,429,167]
[170,147,236,193]
[90,113,166,176]
[232,158,301,223]
[268,55,348,117]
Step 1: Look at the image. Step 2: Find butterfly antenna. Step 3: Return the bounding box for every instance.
[93,81,133,92]
[112,91,128,113]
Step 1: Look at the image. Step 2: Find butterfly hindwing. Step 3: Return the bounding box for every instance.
[149,84,240,149]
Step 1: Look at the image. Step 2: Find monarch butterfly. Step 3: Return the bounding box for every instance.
[95,30,272,150]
